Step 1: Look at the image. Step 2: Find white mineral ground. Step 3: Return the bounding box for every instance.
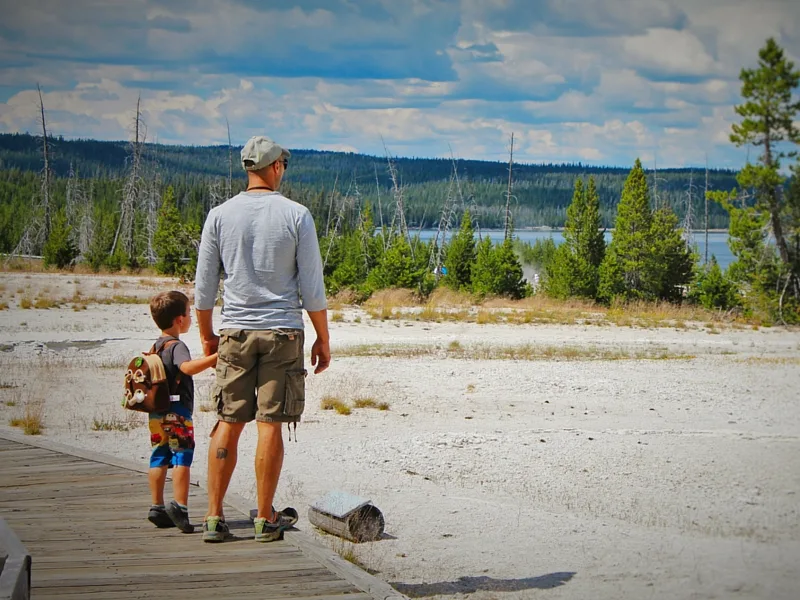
[1,272,798,600]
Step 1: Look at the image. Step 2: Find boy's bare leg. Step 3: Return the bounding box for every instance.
[207,421,245,518]
[172,466,190,507]
[255,421,284,520]
[149,467,168,505]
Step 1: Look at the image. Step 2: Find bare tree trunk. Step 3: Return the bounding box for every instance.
[226,118,233,199]
[374,164,387,250]
[504,133,514,240]
[112,96,145,260]
[704,157,709,265]
[37,84,51,240]
[763,138,790,264]
[682,169,696,251]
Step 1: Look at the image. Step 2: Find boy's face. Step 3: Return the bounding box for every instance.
[177,304,192,334]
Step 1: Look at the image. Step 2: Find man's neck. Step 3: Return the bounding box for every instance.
[246,175,278,192]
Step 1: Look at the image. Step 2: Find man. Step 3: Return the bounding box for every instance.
[194,135,330,543]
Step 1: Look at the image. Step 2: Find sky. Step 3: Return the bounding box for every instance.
[0,0,798,168]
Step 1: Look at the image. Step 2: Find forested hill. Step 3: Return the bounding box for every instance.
[0,132,739,229]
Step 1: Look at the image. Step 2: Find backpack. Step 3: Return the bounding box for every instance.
[122,338,182,413]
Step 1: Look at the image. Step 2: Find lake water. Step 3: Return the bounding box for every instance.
[415,229,734,270]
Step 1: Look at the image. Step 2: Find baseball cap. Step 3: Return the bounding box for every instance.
[240,135,291,171]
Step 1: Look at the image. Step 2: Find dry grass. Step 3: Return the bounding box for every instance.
[33,296,61,309]
[352,397,390,411]
[318,374,393,415]
[91,411,145,432]
[327,288,362,310]
[336,342,695,362]
[426,287,475,308]
[0,256,161,276]
[320,396,352,415]
[331,311,344,323]
[19,296,32,309]
[0,301,8,311]
[9,401,44,435]
[346,288,756,329]
[739,356,800,366]
[364,288,418,320]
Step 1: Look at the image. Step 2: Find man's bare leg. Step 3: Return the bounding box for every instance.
[207,421,245,518]
[255,421,284,520]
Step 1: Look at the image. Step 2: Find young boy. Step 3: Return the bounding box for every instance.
[147,291,217,533]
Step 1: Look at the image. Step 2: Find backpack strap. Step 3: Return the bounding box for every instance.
[153,337,182,395]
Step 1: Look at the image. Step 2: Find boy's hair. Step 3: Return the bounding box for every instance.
[150,291,190,330]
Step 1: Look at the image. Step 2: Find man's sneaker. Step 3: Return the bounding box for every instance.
[254,507,298,542]
[147,505,176,528]
[166,500,194,534]
[202,516,231,543]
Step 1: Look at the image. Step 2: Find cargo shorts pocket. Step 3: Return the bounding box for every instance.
[284,368,307,417]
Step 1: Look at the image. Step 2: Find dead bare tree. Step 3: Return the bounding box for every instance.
[382,138,410,247]
[323,173,356,270]
[374,163,387,250]
[651,155,667,211]
[226,117,233,199]
[111,95,146,262]
[65,164,95,258]
[324,173,340,238]
[704,156,709,265]
[504,132,514,240]
[10,84,52,259]
[429,147,465,279]
[682,169,696,247]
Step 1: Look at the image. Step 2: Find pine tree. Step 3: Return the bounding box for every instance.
[366,234,419,290]
[545,177,605,299]
[598,159,652,301]
[580,176,606,283]
[710,188,781,319]
[42,208,78,269]
[646,207,695,302]
[691,256,737,310]
[153,186,184,276]
[493,237,529,299]
[443,210,476,290]
[730,38,799,268]
[471,236,497,298]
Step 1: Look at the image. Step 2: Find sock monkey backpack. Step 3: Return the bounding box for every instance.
[122,337,181,413]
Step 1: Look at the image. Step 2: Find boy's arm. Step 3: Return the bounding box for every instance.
[178,353,218,377]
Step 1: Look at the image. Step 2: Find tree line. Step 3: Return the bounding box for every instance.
[2,38,797,323]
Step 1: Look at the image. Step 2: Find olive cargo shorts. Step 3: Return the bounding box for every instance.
[213,329,307,424]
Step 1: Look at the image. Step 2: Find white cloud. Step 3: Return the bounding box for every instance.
[623,28,718,77]
[0,0,798,168]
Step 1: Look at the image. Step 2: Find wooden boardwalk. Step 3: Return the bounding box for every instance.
[0,432,404,600]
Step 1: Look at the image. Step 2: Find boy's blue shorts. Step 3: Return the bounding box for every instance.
[149,403,194,469]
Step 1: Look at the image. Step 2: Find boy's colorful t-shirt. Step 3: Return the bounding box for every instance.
[155,335,194,412]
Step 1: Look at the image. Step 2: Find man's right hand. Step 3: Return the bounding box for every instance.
[311,338,330,374]
[202,334,220,357]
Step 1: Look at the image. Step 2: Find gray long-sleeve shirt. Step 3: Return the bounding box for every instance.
[194,191,327,330]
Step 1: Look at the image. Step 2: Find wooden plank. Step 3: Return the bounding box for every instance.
[41,580,370,600]
[0,433,402,600]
